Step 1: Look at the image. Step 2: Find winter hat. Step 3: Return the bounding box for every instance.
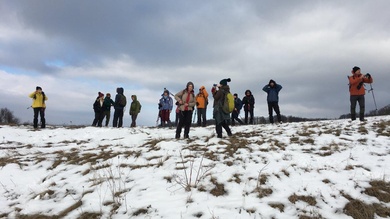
[233,93,238,97]
[352,66,360,73]
[106,93,111,97]
[98,92,104,97]
[219,78,231,86]
[163,90,169,95]
[186,81,194,89]
[36,86,42,91]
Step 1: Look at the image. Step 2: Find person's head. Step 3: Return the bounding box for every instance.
[163,90,169,97]
[269,79,276,87]
[219,78,231,86]
[116,87,124,94]
[352,66,361,75]
[106,93,111,98]
[234,93,238,99]
[36,86,42,93]
[186,81,194,92]
[245,90,251,96]
[98,92,104,99]
[131,95,136,100]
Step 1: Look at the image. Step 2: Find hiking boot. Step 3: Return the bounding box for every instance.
[175,134,180,139]
[184,134,189,139]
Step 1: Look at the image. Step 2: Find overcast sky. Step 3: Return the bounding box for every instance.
[1,0,389,126]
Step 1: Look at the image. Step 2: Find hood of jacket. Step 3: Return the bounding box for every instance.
[245,89,252,96]
[131,95,137,101]
[116,87,124,95]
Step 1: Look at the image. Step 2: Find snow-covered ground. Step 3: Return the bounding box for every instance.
[0,116,389,219]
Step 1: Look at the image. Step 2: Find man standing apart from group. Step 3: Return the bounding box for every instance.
[29,86,48,129]
[262,79,283,124]
[348,66,373,121]
[212,78,232,138]
[196,86,209,127]
[175,82,196,139]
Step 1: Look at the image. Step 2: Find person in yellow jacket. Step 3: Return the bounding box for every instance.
[195,85,209,127]
[348,66,373,121]
[29,86,48,128]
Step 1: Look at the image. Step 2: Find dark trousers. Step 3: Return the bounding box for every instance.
[244,108,254,124]
[197,108,207,127]
[33,108,45,128]
[113,109,124,127]
[92,112,104,127]
[268,101,281,124]
[350,95,365,120]
[231,110,244,125]
[216,120,232,138]
[103,111,111,126]
[176,110,193,138]
[131,114,138,127]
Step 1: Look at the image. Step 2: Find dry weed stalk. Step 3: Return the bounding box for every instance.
[174,150,214,191]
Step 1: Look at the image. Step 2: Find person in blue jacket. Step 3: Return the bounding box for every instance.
[262,79,283,124]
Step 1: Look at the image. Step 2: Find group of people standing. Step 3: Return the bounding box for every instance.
[28,66,374,132]
[92,87,142,128]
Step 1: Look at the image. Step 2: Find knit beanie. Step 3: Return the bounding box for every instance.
[36,86,42,91]
[219,78,231,86]
[98,92,104,97]
[352,66,360,73]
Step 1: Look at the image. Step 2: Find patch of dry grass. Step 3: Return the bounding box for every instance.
[288,193,317,206]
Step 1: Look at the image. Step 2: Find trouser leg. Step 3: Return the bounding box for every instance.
[350,96,358,120]
[268,103,274,124]
[33,108,40,128]
[40,108,46,128]
[357,95,365,120]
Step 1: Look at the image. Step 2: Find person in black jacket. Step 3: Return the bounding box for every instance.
[92,92,105,127]
[242,90,255,124]
[113,87,126,128]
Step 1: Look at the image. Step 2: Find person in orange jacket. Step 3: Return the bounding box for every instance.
[195,85,209,127]
[348,66,373,121]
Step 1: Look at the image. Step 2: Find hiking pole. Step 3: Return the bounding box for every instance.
[156,110,161,126]
[192,109,197,123]
[368,83,378,114]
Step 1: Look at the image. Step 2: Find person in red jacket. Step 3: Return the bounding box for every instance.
[348,66,373,121]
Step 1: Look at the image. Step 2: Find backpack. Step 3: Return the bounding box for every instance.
[119,94,127,107]
[222,91,234,113]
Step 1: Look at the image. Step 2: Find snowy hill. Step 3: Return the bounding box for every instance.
[0,116,389,219]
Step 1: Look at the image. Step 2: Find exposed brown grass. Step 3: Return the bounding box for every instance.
[364,180,390,203]
[210,177,227,197]
[288,193,317,206]
[269,202,285,212]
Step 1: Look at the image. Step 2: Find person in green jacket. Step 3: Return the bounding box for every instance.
[129,95,141,127]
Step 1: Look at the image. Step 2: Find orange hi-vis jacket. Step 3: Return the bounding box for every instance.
[348,73,373,96]
[196,86,209,109]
